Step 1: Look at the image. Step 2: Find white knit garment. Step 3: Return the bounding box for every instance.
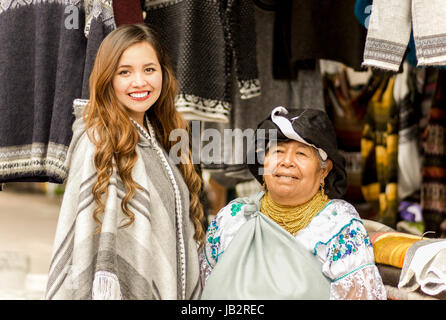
[363,0,446,71]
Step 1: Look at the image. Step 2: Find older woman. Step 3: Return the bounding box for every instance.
[199,106,386,300]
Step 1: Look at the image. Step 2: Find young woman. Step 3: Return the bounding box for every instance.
[45,24,204,300]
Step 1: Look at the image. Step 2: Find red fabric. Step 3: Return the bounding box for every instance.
[113,0,144,26]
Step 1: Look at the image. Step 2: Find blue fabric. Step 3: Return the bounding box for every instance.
[354,0,446,69]
[354,0,372,28]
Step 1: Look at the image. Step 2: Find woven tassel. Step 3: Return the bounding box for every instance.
[92,271,122,300]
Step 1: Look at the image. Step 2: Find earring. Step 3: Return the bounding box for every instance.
[262,178,267,192]
[320,181,325,195]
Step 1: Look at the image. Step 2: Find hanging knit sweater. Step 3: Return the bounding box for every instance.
[143,0,260,123]
[0,0,115,184]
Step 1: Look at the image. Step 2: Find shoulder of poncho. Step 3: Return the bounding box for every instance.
[63,122,98,180]
[68,128,96,159]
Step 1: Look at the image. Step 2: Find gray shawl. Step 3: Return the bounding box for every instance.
[45,99,201,299]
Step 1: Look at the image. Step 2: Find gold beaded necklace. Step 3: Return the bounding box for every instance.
[260,190,329,236]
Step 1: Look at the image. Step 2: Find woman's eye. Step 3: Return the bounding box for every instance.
[118,70,129,75]
[145,67,155,73]
[296,151,308,156]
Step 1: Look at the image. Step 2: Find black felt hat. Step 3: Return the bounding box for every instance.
[247,106,348,199]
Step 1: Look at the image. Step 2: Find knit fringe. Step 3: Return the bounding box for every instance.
[361,60,400,72]
[417,55,446,67]
[92,271,122,300]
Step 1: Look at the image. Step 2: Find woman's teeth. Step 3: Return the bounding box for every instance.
[129,92,148,98]
[277,175,297,180]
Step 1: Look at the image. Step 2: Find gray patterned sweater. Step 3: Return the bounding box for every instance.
[0,0,115,184]
[144,0,261,123]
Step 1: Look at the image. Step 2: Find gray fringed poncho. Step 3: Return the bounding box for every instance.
[45,100,201,299]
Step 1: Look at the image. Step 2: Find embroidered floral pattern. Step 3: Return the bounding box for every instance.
[328,222,372,263]
[204,203,245,268]
[230,203,243,216]
[206,220,223,263]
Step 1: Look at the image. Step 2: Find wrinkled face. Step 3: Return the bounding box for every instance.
[263,140,332,206]
[112,41,163,126]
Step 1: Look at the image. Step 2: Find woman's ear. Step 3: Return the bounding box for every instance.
[322,159,333,180]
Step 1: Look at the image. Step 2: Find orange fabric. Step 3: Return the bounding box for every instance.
[370,232,422,268]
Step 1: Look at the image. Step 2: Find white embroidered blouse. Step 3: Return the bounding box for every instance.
[200,196,387,300]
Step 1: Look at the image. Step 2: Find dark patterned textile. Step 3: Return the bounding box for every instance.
[0,0,115,184]
[273,0,366,79]
[143,0,260,123]
[421,70,446,236]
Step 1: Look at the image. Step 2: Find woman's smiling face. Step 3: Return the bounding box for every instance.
[263,140,332,206]
[112,41,163,126]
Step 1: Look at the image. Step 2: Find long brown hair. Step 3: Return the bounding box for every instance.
[84,24,205,246]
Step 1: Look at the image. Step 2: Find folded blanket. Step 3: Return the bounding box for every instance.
[398,239,446,296]
[370,232,422,268]
[385,285,438,300]
[376,264,401,287]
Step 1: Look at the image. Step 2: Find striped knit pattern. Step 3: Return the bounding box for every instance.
[362,0,446,70]
[363,37,408,72]
[143,119,187,299]
[45,100,201,299]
